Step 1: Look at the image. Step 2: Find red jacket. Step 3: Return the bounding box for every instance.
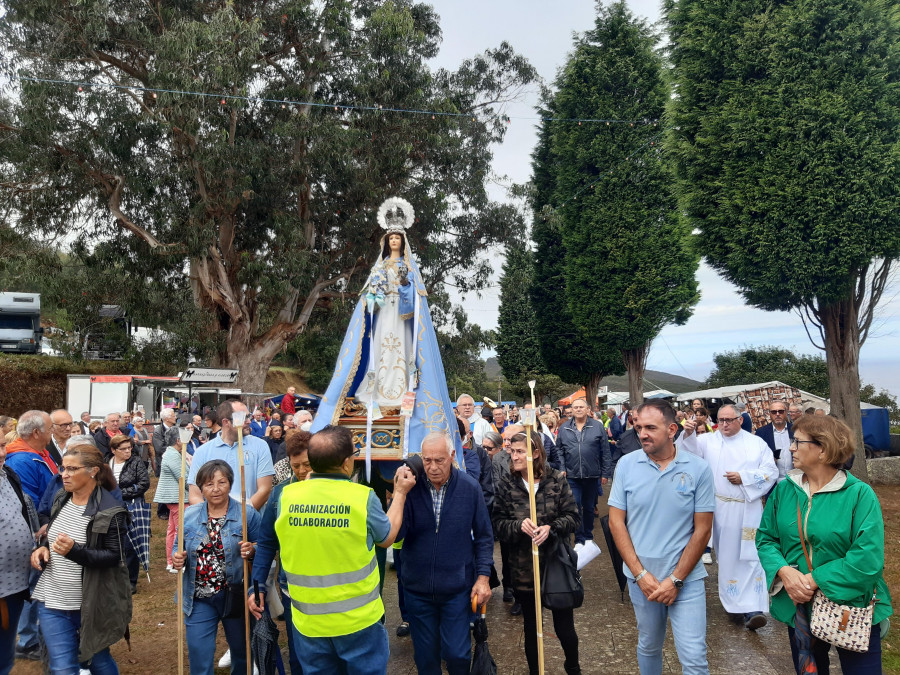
[281,392,296,415]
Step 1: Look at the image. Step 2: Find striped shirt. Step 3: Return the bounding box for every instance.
[33,499,91,610]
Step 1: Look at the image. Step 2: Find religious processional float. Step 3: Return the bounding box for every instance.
[309,198,464,479]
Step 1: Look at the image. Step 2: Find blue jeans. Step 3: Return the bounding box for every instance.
[404,589,471,675]
[0,591,27,675]
[567,477,599,544]
[16,598,39,650]
[37,604,119,675]
[280,591,303,674]
[291,620,388,675]
[628,578,709,675]
[184,591,247,675]
[788,624,882,674]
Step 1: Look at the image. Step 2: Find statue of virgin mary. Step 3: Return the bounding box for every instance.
[310,197,463,477]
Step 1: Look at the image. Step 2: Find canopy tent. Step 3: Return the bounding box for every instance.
[675,381,829,410]
[559,389,674,407]
[558,388,586,406]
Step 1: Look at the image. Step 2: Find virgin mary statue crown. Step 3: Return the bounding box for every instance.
[377,197,415,234]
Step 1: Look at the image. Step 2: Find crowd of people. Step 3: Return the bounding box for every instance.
[0,389,892,675]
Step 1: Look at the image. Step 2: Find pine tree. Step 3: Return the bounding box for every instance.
[495,244,568,403]
[532,2,697,405]
[665,0,900,477]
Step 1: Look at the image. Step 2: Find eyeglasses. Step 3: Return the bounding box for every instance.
[482,444,495,451]
[60,465,86,475]
[790,439,817,448]
[717,416,739,425]
[115,445,133,451]
[770,410,786,415]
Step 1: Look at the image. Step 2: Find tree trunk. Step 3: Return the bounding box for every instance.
[582,372,602,411]
[817,295,869,482]
[214,326,293,400]
[622,342,650,407]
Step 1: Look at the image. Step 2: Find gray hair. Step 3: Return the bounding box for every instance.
[718,404,740,419]
[17,410,48,438]
[295,410,313,423]
[482,431,502,448]
[105,412,120,422]
[67,434,97,448]
[456,394,475,405]
[421,431,454,455]
[161,409,176,420]
[165,426,180,446]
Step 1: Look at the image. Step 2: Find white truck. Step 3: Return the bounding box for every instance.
[66,374,243,422]
[0,292,43,354]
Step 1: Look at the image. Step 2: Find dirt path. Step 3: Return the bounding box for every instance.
[13,483,900,674]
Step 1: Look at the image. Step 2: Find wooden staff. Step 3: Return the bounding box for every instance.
[526,380,545,675]
[235,419,251,675]
[176,429,190,675]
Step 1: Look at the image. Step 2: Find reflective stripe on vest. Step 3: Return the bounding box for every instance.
[276,478,384,638]
[284,556,377,589]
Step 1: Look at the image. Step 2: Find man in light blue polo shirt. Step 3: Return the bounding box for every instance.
[188,400,274,512]
[608,399,714,675]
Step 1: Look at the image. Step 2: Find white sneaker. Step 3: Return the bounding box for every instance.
[702,552,713,564]
[218,649,231,668]
[166,565,178,574]
[80,670,92,675]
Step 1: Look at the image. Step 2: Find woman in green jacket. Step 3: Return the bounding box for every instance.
[756,414,892,674]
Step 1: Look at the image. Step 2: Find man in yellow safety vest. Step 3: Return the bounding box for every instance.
[248,425,415,674]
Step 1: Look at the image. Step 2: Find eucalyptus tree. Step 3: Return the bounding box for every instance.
[0,0,535,390]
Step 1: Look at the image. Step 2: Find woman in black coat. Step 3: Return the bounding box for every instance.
[108,434,150,593]
[493,429,581,675]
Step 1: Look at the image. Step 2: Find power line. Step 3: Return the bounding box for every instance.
[17,76,660,127]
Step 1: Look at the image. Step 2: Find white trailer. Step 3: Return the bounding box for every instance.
[0,292,43,353]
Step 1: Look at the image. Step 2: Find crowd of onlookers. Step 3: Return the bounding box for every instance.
[0,390,891,675]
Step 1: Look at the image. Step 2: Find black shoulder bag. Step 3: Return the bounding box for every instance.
[540,536,584,610]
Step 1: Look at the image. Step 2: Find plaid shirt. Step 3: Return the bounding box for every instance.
[427,476,449,531]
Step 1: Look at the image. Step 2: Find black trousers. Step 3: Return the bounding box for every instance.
[499,540,512,591]
[514,589,580,675]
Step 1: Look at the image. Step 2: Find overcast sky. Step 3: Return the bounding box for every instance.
[424,0,900,398]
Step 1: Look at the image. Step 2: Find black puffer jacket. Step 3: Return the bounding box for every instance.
[492,467,580,592]
[114,455,150,501]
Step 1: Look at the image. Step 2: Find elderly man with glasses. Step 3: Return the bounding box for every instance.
[681,404,777,631]
[754,401,796,483]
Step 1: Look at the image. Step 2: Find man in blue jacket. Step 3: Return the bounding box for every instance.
[556,398,612,547]
[399,432,494,675]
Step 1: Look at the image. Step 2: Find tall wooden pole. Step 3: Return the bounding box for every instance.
[176,440,187,675]
[236,422,251,675]
[526,381,545,675]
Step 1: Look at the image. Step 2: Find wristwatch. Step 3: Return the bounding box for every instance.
[669,574,684,589]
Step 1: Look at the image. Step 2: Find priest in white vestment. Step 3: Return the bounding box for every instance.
[678,404,777,630]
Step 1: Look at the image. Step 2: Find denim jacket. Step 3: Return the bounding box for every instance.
[175,497,261,616]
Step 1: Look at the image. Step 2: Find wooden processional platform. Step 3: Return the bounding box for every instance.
[336,398,405,460]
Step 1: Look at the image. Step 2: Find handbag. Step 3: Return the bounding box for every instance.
[796,503,874,652]
[222,582,247,619]
[540,536,584,611]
